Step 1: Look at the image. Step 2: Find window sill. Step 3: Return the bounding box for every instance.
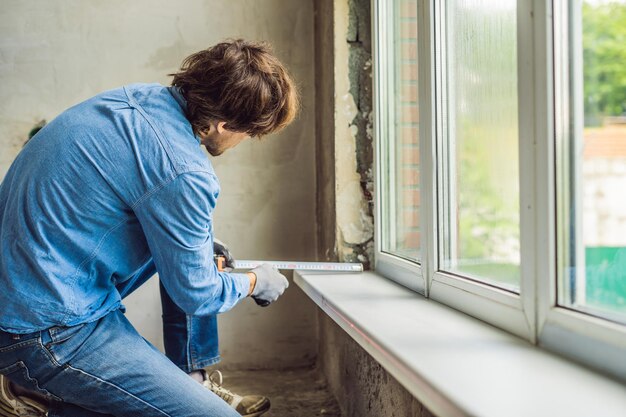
[294,271,626,417]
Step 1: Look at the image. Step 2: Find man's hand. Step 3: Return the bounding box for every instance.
[213,238,235,271]
[248,264,289,307]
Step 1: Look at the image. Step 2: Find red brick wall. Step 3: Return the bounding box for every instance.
[395,0,420,254]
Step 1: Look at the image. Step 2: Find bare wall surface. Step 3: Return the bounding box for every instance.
[318,312,435,417]
[322,0,374,268]
[313,2,430,414]
[314,0,338,263]
[0,0,317,369]
[345,0,374,266]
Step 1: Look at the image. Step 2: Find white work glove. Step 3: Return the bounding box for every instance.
[250,264,289,307]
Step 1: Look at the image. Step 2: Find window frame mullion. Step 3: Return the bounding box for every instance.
[518,0,541,343]
[419,0,437,298]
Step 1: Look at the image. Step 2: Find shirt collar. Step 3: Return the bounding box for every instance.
[168,86,201,144]
[168,86,188,112]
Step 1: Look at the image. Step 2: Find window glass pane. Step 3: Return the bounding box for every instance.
[559,0,626,322]
[440,0,520,291]
[381,0,420,261]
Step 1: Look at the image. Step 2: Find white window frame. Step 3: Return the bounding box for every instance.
[373,0,426,295]
[373,0,626,382]
[537,0,626,381]
[428,0,535,340]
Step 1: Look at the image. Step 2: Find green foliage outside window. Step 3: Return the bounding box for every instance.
[583,1,626,124]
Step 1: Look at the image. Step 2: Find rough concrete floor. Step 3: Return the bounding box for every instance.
[219,367,342,417]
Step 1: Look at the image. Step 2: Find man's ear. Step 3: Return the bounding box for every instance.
[203,121,225,136]
[199,122,216,139]
[216,121,227,134]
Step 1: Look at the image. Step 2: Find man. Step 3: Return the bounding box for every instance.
[0,39,298,417]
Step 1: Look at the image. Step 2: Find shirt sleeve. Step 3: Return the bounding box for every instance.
[134,171,250,316]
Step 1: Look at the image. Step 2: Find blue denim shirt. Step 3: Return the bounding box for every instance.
[0,83,250,333]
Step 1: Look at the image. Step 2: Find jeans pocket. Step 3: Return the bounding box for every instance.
[0,361,62,401]
[43,322,92,366]
[48,323,87,345]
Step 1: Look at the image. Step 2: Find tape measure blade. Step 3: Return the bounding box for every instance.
[233,260,363,272]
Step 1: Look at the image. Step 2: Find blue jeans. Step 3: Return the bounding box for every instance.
[0,262,237,417]
[119,260,222,373]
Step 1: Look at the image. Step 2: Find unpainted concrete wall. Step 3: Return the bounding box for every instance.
[0,0,317,370]
[318,312,436,417]
[314,0,338,263]
[318,0,374,269]
[315,0,374,269]
[345,0,374,268]
[313,0,434,415]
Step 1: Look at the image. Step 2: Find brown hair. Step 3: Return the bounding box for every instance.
[170,39,299,137]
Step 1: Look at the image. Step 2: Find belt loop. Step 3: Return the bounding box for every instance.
[40,329,52,346]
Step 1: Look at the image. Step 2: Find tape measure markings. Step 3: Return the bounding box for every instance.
[233,260,363,272]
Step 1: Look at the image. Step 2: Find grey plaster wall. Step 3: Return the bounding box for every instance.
[312,0,430,415]
[314,0,374,269]
[0,0,317,370]
[345,0,374,268]
[318,312,436,417]
[314,0,338,263]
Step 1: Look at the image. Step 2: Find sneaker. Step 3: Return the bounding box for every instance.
[0,374,47,417]
[202,370,270,417]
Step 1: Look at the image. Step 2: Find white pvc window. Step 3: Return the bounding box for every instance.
[428,0,532,339]
[556,0,626,325]
[374,0,626,381]
[439,0,521,291]
[375,0,425,293]
[541,0,626,380]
